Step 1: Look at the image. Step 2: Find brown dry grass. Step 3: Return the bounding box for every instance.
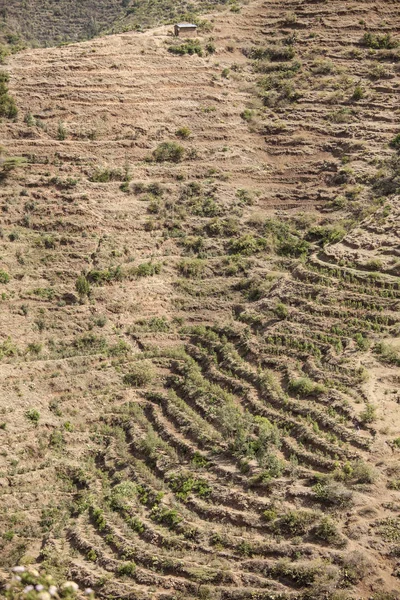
[0,1,399,598]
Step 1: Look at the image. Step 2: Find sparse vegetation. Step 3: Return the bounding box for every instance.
[0,0,398,597]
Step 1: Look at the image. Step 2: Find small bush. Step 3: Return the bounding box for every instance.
[176,126,191,139]
[229,234,268,256]
[361,32,399,50]
[151,506,182,528]
[360,403,377,423]
[313,517,344,546]
[278,236,309,258]
[352,85,365,101]
[389,133,400,151]
[263,509,277,522]
[86,549,97,562]
[134,262,162,277]
[205,42,216,54]
[277,510,316,535]
[57,121,67,140]
[288,377,326,397]
[246,45,295,61]
[90,167,125,182]
[351,460,376,484]
[0,71,17,119]
[313,480,353,508]
[152,141,185,163]
[168,39,203,56]
[25,408,40,425]
[178,258,206,278]
[307,225,346,246]
[0,270,10,284]
[169,474,211,500]
[340,551,370,585]
[240,109,254,121]
[374,341,400,366]
[274,302,288,320]
[75,275,90,298]
[118,561,136,576]
[123,363,154,387]
[354,333,370,351]
[86,266,123,285]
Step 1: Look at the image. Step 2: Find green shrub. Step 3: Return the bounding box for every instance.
[374,342,400,366]
[229,234,268,256]
[365,259,383,271]
[205,41,216,54]
[236,188,254,205]
[169,474,211,500]
[176,126,191,139]
[0,270,10,284]
[313,517,343,546]
[178,258,206,278]
[123,363,154,387]
[118,561,136,576]
[86,549,97,561]
[153,141,185,163]
[86,266,123,284]
[89,509,106,534]
[277,510,316,535]
[307,225,346,246]
[389,133,400,151]
[354,333,370,351]
[352,85,365,101]
[168,39,203,56]
[151,506,182,528]
[133,316,170,332]
[0,46,10,64]
[274,302,288,320]
[340,551,370,584]
[57,121,67,140]
[75,275,90,298]
[134,262,162,277]
[25,408,40,425]
[90,167,125,182]
[360,403,376,423]
[263,509,277,522]
[361,32,399,50]
[351,460,376,484]
[288,377,326,397]
[240,109,254,121]
[278,236,309,257]
[246,45,295,61]
[310,59,335,75]
[0,71,17,119]
[313,480,353,507]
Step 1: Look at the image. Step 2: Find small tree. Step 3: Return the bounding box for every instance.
[75,275,90,299]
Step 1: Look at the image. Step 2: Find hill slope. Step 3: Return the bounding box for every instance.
[0,0,227,47]
[0,1,400,599]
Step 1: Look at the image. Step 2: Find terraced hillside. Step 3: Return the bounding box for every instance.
[0,0,400,598]
[0,0,229,47]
